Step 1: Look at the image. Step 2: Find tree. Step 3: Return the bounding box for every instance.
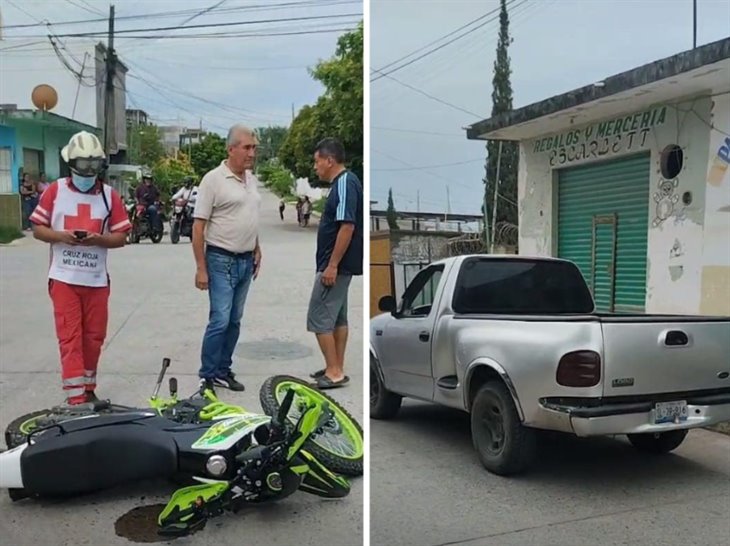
[127,124,165,167]
[256,126,288,164]
[279,22,363,182]
[189,133,227,178]
[151,154,196,202]
[483,0,518,247]
[386,188,399,230]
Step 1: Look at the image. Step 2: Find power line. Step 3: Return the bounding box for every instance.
[371,68,484,118]
[14,13,361,38]
[374,0,511,76]
[1,0,361,29]
[64,0,104,17]
[372,126,465,138]
[371,0,527,82]
[373,158,483,171]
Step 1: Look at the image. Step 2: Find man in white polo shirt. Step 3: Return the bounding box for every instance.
[192,124,262,393]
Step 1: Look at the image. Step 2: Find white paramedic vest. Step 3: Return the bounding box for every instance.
[48,179,112,287]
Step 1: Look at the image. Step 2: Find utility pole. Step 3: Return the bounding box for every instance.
[103,4,116,163]
[416,190,421,231]
[490,140,504,253]
[446,185,451,220]
[693,0,697,48]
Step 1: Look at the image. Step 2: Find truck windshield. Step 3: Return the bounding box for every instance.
[452,258,595,314]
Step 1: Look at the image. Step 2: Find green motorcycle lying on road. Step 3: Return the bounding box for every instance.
[0,358,363,537]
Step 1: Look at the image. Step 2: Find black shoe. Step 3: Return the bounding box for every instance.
[199,378,216,394]
[214,372,245,392]
[85,391,99,403]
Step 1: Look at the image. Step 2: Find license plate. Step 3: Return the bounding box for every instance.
[654,400,688,424]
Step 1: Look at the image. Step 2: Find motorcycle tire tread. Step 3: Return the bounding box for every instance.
[259,375,363,477]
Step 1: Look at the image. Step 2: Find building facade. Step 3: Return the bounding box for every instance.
[467,39,730,316]
[0,109,101,228]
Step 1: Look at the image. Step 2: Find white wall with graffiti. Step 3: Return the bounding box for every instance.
[516,91,729,315]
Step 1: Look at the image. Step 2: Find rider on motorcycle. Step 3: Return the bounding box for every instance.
[171,176,198,212]
[135,171,163,232]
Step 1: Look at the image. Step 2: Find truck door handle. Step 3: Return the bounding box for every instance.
[419,331,430,342]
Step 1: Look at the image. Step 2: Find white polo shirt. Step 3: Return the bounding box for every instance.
[193,160,261,253]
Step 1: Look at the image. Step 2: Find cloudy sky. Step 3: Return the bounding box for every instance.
[1,0,361,132]
[371,0,730,215]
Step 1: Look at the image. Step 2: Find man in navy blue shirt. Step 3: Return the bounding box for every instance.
[306,138,363,389]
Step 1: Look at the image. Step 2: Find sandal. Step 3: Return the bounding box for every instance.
[309,368,327,379]
[315,375,350,389]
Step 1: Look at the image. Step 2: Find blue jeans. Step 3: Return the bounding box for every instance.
[199,249,254,380]
[146,205,162,232]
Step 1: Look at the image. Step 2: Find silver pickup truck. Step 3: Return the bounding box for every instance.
[370,255,730,475]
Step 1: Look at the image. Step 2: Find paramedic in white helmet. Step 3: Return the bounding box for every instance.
[30,131,132,406]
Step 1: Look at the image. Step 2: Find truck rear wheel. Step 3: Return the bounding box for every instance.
[627,429,688,454]
[470,381,536,476]
[370,356,401,419]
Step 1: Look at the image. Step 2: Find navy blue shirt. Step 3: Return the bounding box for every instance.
[316,170,363,276]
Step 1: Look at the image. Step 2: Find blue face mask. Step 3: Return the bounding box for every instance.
[71,173,96,193]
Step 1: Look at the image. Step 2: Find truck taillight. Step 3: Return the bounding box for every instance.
[556,350,601,387]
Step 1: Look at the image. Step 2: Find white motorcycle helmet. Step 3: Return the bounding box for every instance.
[61,131,107,178]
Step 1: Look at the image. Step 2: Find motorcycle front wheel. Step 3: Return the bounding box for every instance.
[151,230,164,244]
[259,375,363,476]
[5,410,52,449]
[170,222,180,244]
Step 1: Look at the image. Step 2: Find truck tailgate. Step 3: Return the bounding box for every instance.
[601,319,730,396]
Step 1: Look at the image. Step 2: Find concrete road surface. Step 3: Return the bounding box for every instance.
[0,186,363,546]
[371,401,730,546]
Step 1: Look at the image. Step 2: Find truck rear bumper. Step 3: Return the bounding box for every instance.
[540,391,730,437]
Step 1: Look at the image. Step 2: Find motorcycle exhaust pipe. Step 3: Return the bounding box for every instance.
[0,443,27,489]
[152,358,171,399]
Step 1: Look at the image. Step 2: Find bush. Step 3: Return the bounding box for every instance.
[0,225,24,244]
[256,160,295,198]
[313,198,325,214]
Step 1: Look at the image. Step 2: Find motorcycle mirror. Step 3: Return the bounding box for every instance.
[152,357,171,399]
[169,377,178,397]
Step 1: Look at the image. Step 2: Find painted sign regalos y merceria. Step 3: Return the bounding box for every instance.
[532,106,668,167]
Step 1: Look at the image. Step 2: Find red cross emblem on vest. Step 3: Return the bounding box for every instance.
[63,204,102,233]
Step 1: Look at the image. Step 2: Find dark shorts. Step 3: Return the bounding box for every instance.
[306,272,352,333]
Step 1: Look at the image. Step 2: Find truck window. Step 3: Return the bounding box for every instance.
[400,265,444,317]
[452,258,594,314]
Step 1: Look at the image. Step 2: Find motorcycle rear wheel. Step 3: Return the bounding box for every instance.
[151,230,163,244]
[259,375,363,476]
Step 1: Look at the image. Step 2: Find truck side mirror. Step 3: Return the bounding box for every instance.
[379,295,397,314]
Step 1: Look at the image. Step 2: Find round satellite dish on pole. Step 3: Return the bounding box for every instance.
[31,84,58,111]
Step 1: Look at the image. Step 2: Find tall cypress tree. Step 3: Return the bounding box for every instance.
[386,188,399,230]
[483,0,518,246]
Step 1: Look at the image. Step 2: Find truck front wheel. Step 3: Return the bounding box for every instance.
[627,430,688,454]
[470,381,536,476]
[370,356,402,419]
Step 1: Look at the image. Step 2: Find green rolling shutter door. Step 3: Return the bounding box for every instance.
[557,153,650,312]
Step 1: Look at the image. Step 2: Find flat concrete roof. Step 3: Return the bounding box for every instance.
[0,109,100,133]
[466,37,730,141]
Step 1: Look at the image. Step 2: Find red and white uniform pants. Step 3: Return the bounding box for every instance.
[49,279,110,404]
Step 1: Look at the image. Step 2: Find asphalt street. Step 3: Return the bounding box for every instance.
[0,186,363,546]
[371,401,730,546]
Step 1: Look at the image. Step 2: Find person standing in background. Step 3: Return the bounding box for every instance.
[37,172,50,195]
[20,173,38,230]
